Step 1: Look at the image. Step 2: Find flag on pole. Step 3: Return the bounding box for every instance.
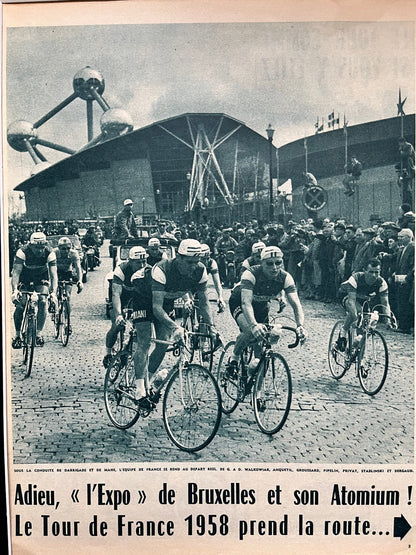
[397,88,406,116]
[334,113,340,127]
[328,110,334,128]
[277,178,292,195]
[314,117,319,133]
[343,114,348,135]
[318,118,324,133]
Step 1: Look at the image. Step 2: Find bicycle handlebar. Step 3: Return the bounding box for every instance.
[277,325,300,349]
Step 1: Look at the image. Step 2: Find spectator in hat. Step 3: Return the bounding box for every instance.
[394,228,415,334]
[342,225,356,279]
[112,199,138,241]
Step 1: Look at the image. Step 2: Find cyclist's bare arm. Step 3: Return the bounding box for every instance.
[378,291,392,323]
[11,261,23,293]
[241,288,258,330]
[345,291,358,329]
[111,282,123,320]
[195,287,214,327]
[48,263,58,296]
[286,290,304,327]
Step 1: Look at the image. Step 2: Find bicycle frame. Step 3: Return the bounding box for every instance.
[241,325,298,394]
[19,283,46,377]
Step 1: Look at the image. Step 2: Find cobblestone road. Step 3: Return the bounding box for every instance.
[8,242,414,465]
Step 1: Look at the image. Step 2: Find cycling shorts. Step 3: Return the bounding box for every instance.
[228,294,268,324]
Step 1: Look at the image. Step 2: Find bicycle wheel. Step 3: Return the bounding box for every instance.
[328,320,349,379]
[216,341,240,414]
[104,351,140,429]
[54,303,62,339]
[253,353,292,435]
[357,330,388,395]
[24,316,36,378]
[60,300,70,346]
[163,364,221,452]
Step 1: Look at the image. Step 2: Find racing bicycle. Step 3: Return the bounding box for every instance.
[104,325,222,452]
[328,301,397,395]
[52,280,73,346]
[18,282,48,378]
[216,324,300,434]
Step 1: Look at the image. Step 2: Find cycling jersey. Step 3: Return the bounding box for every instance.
[203,258,219,275]
[241,256,258,273]
[113,260,146,307]
[229,265,296,322]
[54,247,79,279]
[147,252,164,266]
[130,266,153,321]
[342,272,388,302]
[14,244,56,285]
[152,258,208,311]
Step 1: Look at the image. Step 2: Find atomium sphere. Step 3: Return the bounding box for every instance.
[30,161,51,176]
[100,108,133,138]
[7,120,38,152]
[73,66,105,100]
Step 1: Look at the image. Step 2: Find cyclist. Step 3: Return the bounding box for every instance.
[103,246,149,368]
[214,227,238,284]
[239,241,266,277]
[197,243,226,312]
[150,239,217,376]
[123,247,154,401]
[11,231,58,348]
[336,257,392,351]
[53,237,83,323]
[146,237,168,266]
[227,245,306,374]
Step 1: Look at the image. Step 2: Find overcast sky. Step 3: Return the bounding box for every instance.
[5,20,415,194]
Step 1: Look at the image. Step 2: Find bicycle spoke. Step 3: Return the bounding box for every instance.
[163,364,221,452]
[60,300,70,346]
[328,321,349,379]
[253,354,292,435]
[216,341,240,414]
[358,330,388,395]
[104,353,140,429]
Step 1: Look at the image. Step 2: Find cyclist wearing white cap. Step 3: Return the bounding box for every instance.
[53,237,83,329]
[150,239,216,374]
[11,232,58,348]
[239,241,266,278]
[103,246,150,368]
[146,237,168,266]
[227,246,306,372]
[199,243,226,312]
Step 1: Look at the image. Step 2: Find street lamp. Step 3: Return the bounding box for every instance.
[266,123,275,222]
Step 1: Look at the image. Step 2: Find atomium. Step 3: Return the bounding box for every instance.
[100,108,133,138]
[73,66,105,100]
[7,120,38,152]
[8,67,134,175]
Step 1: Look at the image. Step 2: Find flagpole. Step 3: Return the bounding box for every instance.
[304,137,308,173]
[344,115,348,171]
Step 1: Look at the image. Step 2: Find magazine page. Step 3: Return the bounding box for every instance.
[3,1,415,553]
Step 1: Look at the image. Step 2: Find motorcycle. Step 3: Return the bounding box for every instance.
[224,249,236,289]
[83,245,100,271]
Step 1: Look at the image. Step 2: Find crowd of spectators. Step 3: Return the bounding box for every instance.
[8,202,415,334]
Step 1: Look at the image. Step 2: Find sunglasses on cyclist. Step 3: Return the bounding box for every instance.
[265,259,283,267]
[60,246,71,250]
